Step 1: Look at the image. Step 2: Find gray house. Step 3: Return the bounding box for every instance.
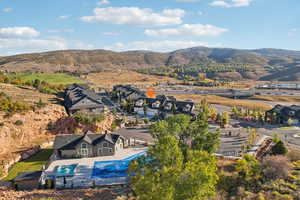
[64,84,105,115]
[265,104,300,125]
[112,85,146,102]
[53,132,127,159]
[133,95,196,119]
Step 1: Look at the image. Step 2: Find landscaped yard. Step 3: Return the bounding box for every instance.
[3,149,53,181]
[8,73,83,85]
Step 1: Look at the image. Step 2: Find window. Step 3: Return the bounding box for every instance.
[165,103,172,110]
[103,142,108,147]
[289,111,295,116]
[81,143,88,157]
[183,104,191,112]
[98,148,102,155]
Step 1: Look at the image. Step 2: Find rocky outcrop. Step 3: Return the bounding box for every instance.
[0,104,67,178]
[49,114,115,135]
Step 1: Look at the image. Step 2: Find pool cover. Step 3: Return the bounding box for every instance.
[91,151,146,179]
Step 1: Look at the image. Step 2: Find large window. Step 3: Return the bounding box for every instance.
[80,143,88,157]
[103,142,108,147]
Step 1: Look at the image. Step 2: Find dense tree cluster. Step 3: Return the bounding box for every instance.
[129,102,221,200]
[0,92,30,113]
[74,112,105,125]
[137,62,254,82]
[0,74,65,94]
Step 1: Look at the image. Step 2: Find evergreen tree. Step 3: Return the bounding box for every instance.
[271,141,288,155]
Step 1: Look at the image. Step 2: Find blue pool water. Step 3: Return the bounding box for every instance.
[91,151,147,179]
[56,164,77,176]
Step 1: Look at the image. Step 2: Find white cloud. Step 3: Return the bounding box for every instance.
[0,27,40,38]
[210,0,254,7]
[108,40,209,52]
[97,0,110,5]
[145,24,228,38]
[81,7,185,27]
[0,36,94,56]
[3,8,13,12]
[0,38,67,55]
[58,15,70,19]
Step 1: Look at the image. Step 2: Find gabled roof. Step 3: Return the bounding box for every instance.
[53,133,124,150]
[267,104,300,113]
[64,84,104,110]
[53,134,83,150]
[113,85,146,98]
[14,171,42,182]
[174,101,195,113]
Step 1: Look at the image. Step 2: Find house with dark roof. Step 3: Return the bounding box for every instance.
[133,95,195,119]
[53,132,127,159]
[112,85,146,102]
[64,84,105,115]
[161,100,195,117]
[134,97,165,118]
[265,104,300,124]
[13,170,42,190]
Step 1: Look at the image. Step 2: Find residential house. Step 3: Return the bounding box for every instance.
[160,100,195,119]
[53,132,128,159]
[133,94,195,119]
[265,104,300,124]
[112,85,146,102]
[64,84,105,115]
[13,171,42,191]
[134,97,165,118]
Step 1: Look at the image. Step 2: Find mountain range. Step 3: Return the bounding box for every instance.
[1,47,300,81]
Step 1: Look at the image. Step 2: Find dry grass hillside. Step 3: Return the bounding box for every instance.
[0,83,55,105]
[0,50,168,73]
[172,93,272,110]
[85,71,179,89]
[1,47,300,81]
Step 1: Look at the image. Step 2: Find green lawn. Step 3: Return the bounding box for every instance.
[8,73,83,85]
[3,149,53,181]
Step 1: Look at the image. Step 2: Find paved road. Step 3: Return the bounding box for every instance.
[235,121,300,149]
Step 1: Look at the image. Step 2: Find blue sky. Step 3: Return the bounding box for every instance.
[0,0,299,56]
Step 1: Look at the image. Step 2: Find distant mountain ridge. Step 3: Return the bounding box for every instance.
[1,47,300,81]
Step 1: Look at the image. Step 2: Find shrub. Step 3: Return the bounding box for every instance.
[272,141,288,155]
[111,120,118,131]
[14,120,24,126]
[143,118,149,124]
[287,150,300,162]
[35,98,47,109]
[261,155,290,181]
[74,112,105,125]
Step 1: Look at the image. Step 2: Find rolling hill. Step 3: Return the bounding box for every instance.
[1,47,300,81]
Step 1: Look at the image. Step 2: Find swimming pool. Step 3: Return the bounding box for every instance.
[91,151,146,179]
[56,164,77,176]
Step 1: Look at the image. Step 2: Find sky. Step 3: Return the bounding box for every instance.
[0,0,300,56]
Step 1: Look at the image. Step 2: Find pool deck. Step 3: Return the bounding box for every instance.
[45,147,148,179]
